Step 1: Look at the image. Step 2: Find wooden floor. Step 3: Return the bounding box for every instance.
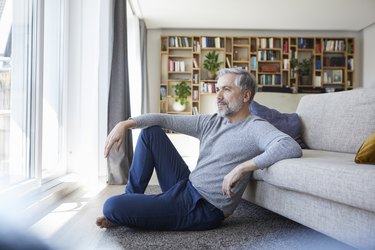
[30,184,126,250]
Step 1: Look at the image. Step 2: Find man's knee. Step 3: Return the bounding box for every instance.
[103,195,124,223]
[103,196,116,219]
[140,126,165,139]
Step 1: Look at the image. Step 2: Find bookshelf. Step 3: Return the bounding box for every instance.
[160,35,355,114]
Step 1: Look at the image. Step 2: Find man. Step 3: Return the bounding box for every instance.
[96,68,302,230]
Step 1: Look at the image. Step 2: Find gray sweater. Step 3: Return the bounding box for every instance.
[133,113,302,215]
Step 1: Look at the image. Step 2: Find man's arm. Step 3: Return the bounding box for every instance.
[104,113,212,157]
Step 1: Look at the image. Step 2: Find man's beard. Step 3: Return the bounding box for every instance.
[217,98,244,118]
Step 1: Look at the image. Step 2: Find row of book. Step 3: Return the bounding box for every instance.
[258,50,280,61]
[298,38,314,49]
[347,41,354,54]
[324,40,346,52]
[168,59,186,72]
[202,37,223,49]
[323,70,343,84]
[166,37,352,53]
[201,82,216,93]
[258,38,281,49]
[258,74,281,85]
[160,86,200,101]
[193,40,201,52]
[169,37,191,48]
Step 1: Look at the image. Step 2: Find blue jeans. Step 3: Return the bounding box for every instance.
[103,126,225,230]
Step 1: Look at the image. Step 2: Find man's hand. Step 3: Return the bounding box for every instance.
[222,166,244,197]
[221,160,257,197]
[104,119,136,158]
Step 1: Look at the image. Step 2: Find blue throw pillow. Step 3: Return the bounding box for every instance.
[250,101,307,149]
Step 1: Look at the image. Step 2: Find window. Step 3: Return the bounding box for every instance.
[0,0,66,191]
[41,0,66,181]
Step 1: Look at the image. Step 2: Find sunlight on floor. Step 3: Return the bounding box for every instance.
[31,201,88,239]
[30,182,108,240]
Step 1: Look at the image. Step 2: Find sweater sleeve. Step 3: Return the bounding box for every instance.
[131,113,211,138]
[252,120,302,169]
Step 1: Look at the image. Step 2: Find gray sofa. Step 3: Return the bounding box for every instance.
[243,88,375,249]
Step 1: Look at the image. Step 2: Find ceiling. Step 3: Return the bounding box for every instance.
[129,0,375,31]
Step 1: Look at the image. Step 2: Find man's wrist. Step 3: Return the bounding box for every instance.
[123,118,136,129]
[239,160,257,173]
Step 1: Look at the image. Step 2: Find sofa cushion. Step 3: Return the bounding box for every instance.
[355,133,375,164]
[250,101,306,148]
[252,149,375,212]
[296,88,375,153]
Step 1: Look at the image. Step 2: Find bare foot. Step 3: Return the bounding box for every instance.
[96,216,117,228]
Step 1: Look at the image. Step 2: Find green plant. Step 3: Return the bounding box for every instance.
[290,58,298,70]
[172,81,191,105]
[203,51,224,76]
[297,57,312,76]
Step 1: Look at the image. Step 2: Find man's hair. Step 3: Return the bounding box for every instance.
[216,68,257,102]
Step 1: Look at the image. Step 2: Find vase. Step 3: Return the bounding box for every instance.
[172,101,186,112]
[207,71,216,80]
[300,75,311,85]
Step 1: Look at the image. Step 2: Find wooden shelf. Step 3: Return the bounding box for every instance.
[160,35,355,114]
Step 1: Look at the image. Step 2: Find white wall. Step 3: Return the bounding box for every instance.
[148,29,361,114]
[363,23,375,88]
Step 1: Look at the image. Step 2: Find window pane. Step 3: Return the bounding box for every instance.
[0,0,33,189]
[41,0,65,179]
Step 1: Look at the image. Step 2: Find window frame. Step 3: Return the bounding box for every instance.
[0,0,69,195]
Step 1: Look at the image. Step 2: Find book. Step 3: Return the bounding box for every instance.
[193,58,198,68]
[283,59,289,70]
[193,74,199,84]
[260,38,267,49]
[160,86,167,100]
[193,90,199,100]
[202,37,207,48]
[315,58,321,70]
[268,38,273,48]
[192,106,199,115]
[283,40,288,53]
[251,56,257,69]
[226,57,231,68]
[315,76,321,87]
[215,37,221,48]
[316,43,322,53]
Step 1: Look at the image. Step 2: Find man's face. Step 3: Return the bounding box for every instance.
[216,74,245,118]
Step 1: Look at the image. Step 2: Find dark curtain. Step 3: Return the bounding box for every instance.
[139,19,149,114]
[107,0,133,184]
[4,28,11,57]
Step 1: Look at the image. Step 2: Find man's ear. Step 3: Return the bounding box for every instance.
[243,90,251,103]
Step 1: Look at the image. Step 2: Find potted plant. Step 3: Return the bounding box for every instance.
[203,51,224,80]
[297,57,312,85]
[289,58,298,79]
[172,81,191,112]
